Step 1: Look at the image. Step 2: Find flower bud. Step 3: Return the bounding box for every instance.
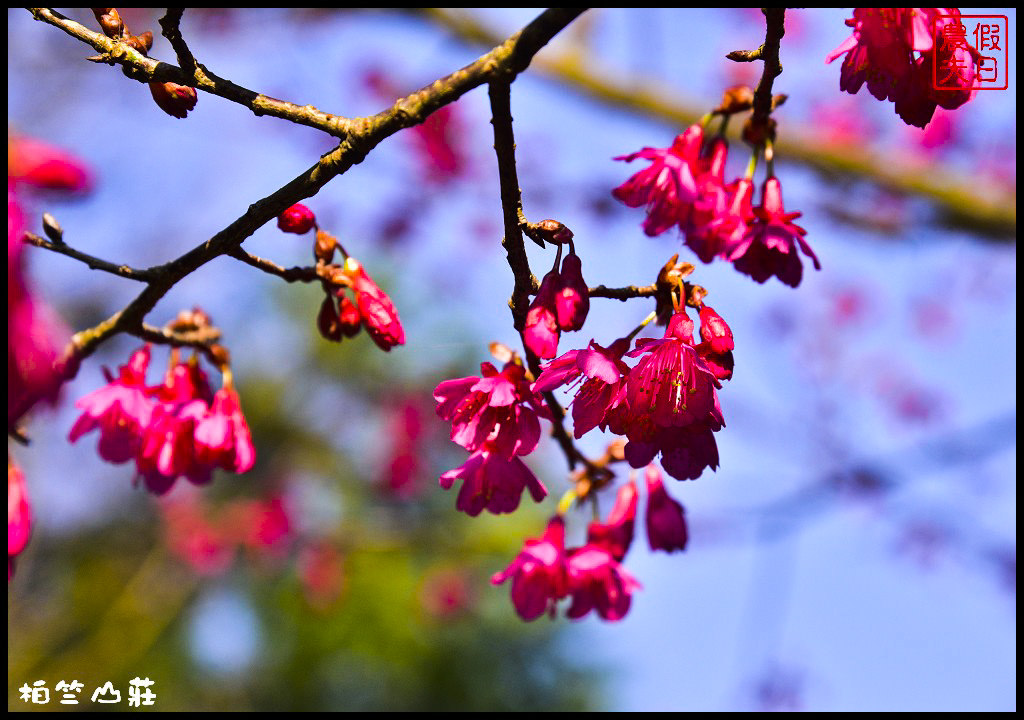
[555,251,589,332]
[645,464,688,553]
[343,258,405,351]
[698,305,734,354]
[336,293,362,338]
[535,219,574,244]
[277,203,316,235]
[317,295,343,342]
[149,81,198,119]
[314,230,337,263]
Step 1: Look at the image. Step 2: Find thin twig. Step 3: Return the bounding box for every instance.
[158,8,197,75]
[22,232,155,282]
[29,7,352,138]
[589,283,658,301]
[227,247,319,283]
[731,8,786,130]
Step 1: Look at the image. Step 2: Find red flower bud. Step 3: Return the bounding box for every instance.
[278,204,317,235]
[149,81,198,119]
[336,292,362,338]
[523,270,560,359]
[555,251,589,332]
[317,296,343,342]
[343,258,405,351]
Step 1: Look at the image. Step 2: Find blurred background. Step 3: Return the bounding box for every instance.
[8,8,1016,711]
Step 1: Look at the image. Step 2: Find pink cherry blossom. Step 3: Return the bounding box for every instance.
[69,346,156,465]
[644,464,689,553]
[613,124,703,236]
[565,540,641,622]
[684,137,731,263]
[438,447,547,517]
[434,360,543,459]
[491,516,569,621]
[620,310,720,440]
[726,177,820,288]
[587,480,638,562]
[533,338,630,439]
[624,422,721,482]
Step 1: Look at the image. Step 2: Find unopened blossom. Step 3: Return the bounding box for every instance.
[587,480,638,562]
[555,251,589,332]
[69,346,156,465]
[644,464,689,553]
[343,258,405,351]
[336,293,362,338]
[613,124,703,236]
[533,339,630,439]
[434,360,543,459]
[524,269,561,359]
[149,81,198,119]
[696,305,735,381]
[438,447,547,517]
[317,296,344,342]
[8,458,31,581]
[565,540,641,622]
[277,203,316,234]
[491,516,569,621]
[727,177,820,288]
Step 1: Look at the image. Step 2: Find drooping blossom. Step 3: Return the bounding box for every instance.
[586,480,638,562]
[162,494,235,576]
[232,494,291,555]
[624,422,721,482]
[613,124,703,236]
[342,257,405,352]
[69,346,155,465]
[491,516,569,621]
[8,458,31,581]
[565,537,642,622]
[644,464,689,553]
[684,137,731,263]
[826,8,976,128]
[523,269,561,360]
[438,447,547,517]
[335,293,363,338]
[726,177,820,288]
[620,309,721,439]
[434,359,543,460]
[70,346,256,495]
[378,399,424,499]
[277,203,316,234]
[317,295,344,342]
[554,251,589,332]
[533,338,630,439]
[149,81,198,119]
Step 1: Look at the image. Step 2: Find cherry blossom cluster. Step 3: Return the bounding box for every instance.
[492,464,688,621]
[69,328,255,496]
[613,113,820,288]
[433,232,737,619]
[826,8,977,129]
[276,203,406,352]
[92,9,199,119]
[433,357,550,516]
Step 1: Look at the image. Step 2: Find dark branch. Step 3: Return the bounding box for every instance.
[23,232,155,282]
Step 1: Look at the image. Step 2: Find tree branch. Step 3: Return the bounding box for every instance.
[34,6,587,374]
[22,232,155,282]
[731,8,786,130]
